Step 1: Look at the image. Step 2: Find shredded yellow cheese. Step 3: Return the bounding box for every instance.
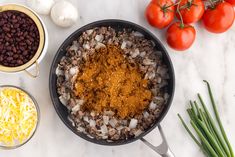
[0,87,38,146]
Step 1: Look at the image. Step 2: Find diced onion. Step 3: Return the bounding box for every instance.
[129,119,138,129]
[149,101,157,110]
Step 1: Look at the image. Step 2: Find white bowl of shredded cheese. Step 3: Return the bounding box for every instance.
[0,86,39,149]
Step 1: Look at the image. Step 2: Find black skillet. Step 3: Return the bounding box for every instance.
[49,19,175,157]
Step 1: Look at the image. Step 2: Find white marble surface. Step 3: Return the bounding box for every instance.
[0,0,235,157]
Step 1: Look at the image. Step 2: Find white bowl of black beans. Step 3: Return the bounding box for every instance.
[0,4,48,78]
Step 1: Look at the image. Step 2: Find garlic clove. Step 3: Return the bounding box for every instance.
[26,0,54,15]
[50,1,78,27]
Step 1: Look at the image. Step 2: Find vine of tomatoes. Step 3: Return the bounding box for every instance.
[145,0,235,51]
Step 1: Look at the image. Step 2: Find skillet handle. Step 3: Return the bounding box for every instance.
[141,125,175,157]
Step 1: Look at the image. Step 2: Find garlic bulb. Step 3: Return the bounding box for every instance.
[50,1,78,27]
[26,0,54,15]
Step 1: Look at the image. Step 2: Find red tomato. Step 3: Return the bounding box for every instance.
[202,2,234,33]
[176,0,205,24]
[166,22,196,51]
[225,0,235,6]
[145,0,175,29]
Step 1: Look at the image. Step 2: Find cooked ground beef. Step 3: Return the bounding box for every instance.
[56,27,169,141]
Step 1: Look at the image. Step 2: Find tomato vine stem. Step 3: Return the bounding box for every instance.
[179,0,198,10]
[176,0,185,28]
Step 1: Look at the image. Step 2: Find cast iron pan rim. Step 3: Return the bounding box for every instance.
[49,19,175,146]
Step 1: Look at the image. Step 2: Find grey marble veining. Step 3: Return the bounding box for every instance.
[0,0,235,157]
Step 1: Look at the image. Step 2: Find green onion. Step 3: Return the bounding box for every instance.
[190,120,219,157]
[198,94,231,157]
[204,80,234,157]
[178,81,234,157]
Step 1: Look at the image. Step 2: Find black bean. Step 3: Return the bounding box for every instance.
[0,21,4,26]
[7,52,13,56]
[19,46,25,51]
[6,33,11,38]
[11,60,16,64]
[2,26,10,32]
[6,12,12,17]
[7,57,13,61]
[12,19,18,23]
[16,59,23,65]
[22,51,28,56]
[3,14,7,19]
[26,40,31,45]
[5,36,10,41]
[20,36,24,40]
[0,10,39,67]
[13,54,18,59]
[23,32,28,36]
[23,58,28,63]
[3,62,8,66]
[12,47,17,53]
[11,29,16,33]
[0,56,3,62]
[16,38,21,42]
[20,13,25,18]
[32,46,38,51]
[6,46,11,51]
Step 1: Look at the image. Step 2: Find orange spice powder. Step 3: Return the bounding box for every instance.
[74,45,152,119]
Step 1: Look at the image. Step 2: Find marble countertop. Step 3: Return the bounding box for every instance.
[1,0,235,157]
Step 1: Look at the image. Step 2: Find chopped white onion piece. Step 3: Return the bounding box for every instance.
[164,93,170,101]
[122,120,128,125]
[69,67,78,76]
[95,42,106,49]
[83,116,89,123]
[157,77,162,83]
[86,29,93,35]
[109,118,117,127]
[131,49,140,58]
[65,71,70,80]
[87,134,94,139]
[56,67,64,76]
[101,135,108,139]
[154,96,164,102]
[100,125,108,134]
[103,116,109,125]
[121,41,127,49]
[95,35,104,42]
[129,118,138,129]
[77,126,85,132]
[104,110,115,116]
[76,99,84,106]
[148,72,155,80]
[133,31,144,37]
[71,104,80,113]
[143,58,155,65]
[143,111,150,118]
[157,67,168,76]
[69,43,78,52]
[134,129,143,137]
[89,119,96,128]
[116,126,124,131]
[59,96,68,106]
[83,43,90,50]
[90,111,96,117]
[140,51,146,57]
[149,101,157,110]
[68,116,75,126]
